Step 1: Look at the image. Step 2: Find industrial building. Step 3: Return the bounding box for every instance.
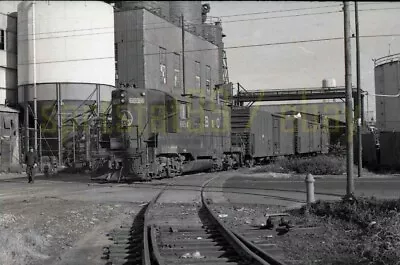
[113,1,225,96]
[0,1,227,171]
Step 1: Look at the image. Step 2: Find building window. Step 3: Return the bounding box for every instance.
[0,30,4,50]
[206,65,211,95]
[195,61,200,90]
[173,53,180,90]
[115,43,118,80]
[160,47,167,84]
[179,103,188,120]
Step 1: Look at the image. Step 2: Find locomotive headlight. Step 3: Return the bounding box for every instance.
[141,92,146,96]
[120,98,125,104]
[120,93,125,98]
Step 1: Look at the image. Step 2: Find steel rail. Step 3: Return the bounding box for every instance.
[143,180,174,265]
[200,176,288,265]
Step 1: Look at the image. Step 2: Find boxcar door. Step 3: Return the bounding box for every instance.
[308,123,313,152]
[273,118,280,155]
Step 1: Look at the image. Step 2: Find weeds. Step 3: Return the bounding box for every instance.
[254,155,346,175]
[292,197,400,265]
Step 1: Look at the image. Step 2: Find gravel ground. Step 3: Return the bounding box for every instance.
[0,196,139,265]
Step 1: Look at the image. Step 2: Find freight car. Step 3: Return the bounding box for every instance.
[91,86,232,181]
[230,106,329,165]
[90,87,330,182]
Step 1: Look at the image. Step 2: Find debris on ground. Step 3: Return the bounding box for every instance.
[181,251,205,259]
[211,198,400,265]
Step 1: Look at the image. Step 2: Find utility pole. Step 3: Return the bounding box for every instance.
[355,1,362,178]
[181,14,186,96]
[344,2,354,195]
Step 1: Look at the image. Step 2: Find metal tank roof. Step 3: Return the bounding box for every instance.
[374,53,400,67]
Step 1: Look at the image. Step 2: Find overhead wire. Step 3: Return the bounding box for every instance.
[17,34,400,65]
[16,5,400,41]
[217,1,400,18]
[218,3,342,17]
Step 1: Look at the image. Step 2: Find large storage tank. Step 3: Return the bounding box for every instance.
[17,1,115,158]
[115,1,170,20]
[0,1,20,106]
[374,54,400,131]
[170,1,202,25]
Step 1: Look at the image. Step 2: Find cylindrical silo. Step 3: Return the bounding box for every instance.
[170,1,202,25]
[322,78,337,89]
[115,1,170,20]
[17,1,115,160]
[0,1,20,106]
[374,54,400,131]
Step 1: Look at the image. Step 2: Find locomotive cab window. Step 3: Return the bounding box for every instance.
[3,117,11,129]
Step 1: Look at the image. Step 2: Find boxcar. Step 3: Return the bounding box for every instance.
[231,106,274,162]
[272,114,295,156]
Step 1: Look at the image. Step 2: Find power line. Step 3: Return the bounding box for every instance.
[223,10,341,23]
[219,4,341,18]
[18,5,400,41]
[16,4,400,38]
[19,9,342,40]
[217,2,400,18]
[18,33,400,65]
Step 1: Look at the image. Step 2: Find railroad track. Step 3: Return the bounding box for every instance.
[103,174,288,265]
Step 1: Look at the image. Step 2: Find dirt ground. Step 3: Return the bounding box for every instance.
[0,174,166,265]
[0,197,140,265]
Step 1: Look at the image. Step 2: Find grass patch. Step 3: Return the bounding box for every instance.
[287,197,400,265]
[253,155,346,175]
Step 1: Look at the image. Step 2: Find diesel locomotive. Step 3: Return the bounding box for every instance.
[91,83,236,181]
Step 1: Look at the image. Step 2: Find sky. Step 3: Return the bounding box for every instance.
[208,1,400,122]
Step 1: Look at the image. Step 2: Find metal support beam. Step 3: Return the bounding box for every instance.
[57,83,62,165]
[233,87,359,103]
[25,102,29,152]
[355,1,362,178]
[32,1,38,154]
[96,84,101,151]
[181,14,186,96]
[72,121,76,165]
[344,1,354,195]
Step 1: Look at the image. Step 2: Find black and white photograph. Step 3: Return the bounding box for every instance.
[1,1,400,264]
